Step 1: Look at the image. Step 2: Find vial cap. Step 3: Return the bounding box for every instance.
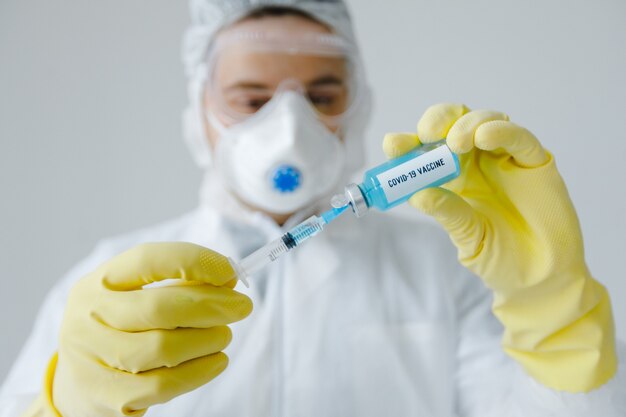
[344,183,369,217]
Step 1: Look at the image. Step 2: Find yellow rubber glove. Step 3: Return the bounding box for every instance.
[23,242,252,417]
[383,103,617,393]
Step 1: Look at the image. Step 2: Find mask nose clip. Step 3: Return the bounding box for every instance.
[275,78,307,95]
[271,164,302,193]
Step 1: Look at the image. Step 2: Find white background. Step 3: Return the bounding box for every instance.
[1,0,625,382]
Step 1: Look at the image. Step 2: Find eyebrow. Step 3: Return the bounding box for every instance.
[224,82,270,92]
[225,75,346,92]
[307,75,345,87]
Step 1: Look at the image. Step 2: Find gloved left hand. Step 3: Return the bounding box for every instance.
[383,103,617,393]
[22,242,252,417]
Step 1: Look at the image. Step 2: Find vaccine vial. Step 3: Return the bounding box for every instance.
[342,140,460,217]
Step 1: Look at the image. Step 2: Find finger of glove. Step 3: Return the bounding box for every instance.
[96,284,253,331]
[382,133,421,159]
[93,326,233,373]
[409,188,485,259]
[123,352,229,412]
[98,242,235,290]
[474,120,549,167]
[447,110,510,154]
[417,103,470,143]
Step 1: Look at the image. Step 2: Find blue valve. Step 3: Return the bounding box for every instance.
[272,165,301,193]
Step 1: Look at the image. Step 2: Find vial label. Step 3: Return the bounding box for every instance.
[376,145,457,204]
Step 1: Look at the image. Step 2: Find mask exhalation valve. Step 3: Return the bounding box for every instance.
[271,164,302,193]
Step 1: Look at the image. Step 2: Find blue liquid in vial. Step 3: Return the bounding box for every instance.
[357,141,460,211]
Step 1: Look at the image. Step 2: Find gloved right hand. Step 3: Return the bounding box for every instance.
[382,104,616,393]
[24,242,252,417]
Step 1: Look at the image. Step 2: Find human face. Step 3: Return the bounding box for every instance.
[202,14,352,149]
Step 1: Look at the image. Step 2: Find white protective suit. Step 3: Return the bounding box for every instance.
[2,0,625,415]
[1,174,625,417]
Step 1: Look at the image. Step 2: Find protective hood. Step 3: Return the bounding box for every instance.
[181,0,372,176]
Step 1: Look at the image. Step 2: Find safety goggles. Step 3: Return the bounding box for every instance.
[204,31,366,126]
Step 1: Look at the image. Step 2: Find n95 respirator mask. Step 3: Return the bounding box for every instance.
[211,91,346,215]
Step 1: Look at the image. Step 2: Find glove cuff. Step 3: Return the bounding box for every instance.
[494,274,618,392]
[20,353,62,417]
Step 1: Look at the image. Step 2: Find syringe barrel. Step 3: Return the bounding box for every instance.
[287,216,324,245]
[233,236,291,281]
[230,215,328,285]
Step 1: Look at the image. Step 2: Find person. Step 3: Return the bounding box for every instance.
[1,1,625,416]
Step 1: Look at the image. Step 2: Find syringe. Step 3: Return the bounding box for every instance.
[229,205,348,285]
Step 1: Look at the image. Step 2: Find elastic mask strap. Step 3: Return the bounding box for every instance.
[206,110,228,135]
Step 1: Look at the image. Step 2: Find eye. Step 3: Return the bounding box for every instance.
[308,94,336,107]
[227,95,271,114]
[242,97,270,111]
